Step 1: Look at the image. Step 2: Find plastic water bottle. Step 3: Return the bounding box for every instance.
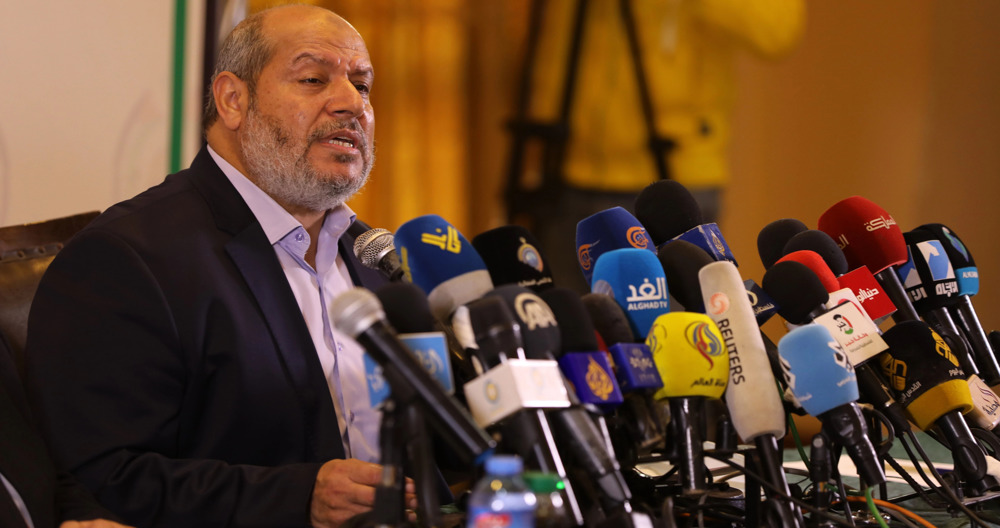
[466,455,537,528]
[523,472,572,528]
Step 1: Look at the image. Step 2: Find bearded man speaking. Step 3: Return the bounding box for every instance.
[24,5,411,528]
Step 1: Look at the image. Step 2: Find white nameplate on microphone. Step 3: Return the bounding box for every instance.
[966,374,1000,430]
[814,298,887,366]
[463,359,571,428]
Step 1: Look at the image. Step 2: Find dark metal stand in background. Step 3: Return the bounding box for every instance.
[503,0,675,229]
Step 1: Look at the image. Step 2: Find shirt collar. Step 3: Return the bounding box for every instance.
[207,145,357,246]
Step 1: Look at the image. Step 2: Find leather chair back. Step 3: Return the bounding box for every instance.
[0,211,99,375]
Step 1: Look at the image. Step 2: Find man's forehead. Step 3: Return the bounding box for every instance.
[263,6,369,57]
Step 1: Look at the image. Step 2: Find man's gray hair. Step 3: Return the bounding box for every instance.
[202,10,276,131]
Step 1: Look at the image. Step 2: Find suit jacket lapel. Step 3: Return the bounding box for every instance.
[188,147,344,459]
[226,229,319,405]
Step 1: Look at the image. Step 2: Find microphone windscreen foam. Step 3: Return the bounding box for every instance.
[395,215,493,319]
[698,260,787,440]
[918,223,976,269]
[777,250,841,294]
[880,320,971,429]
[472,225,554,292]
[657,240,714,313]
[581,293,636,344]
[757,218,808,269]
[915,224,978,296]
[633,180,703,245]
[646,312,728,400]
[376,282,437,332]
[783,230,849,276]
[575,207,655,285]
[778,324,859,416]
[457,296,523,370]
[582,294,663,392]
[373,282,454,397]
[817,196,907,273]
[591,248,671,340]
[762,260,831,325]
[900,229,960,311]
[485,285,561,360]
[539,288,599,354]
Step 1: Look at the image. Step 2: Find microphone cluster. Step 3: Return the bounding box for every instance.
[333,184,1000,527]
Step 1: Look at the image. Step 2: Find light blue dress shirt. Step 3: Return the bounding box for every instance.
[208,146,381,463]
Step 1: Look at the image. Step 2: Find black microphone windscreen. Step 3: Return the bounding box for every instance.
[580,293,636,345]
[472,225,555,292]
[657,240,714,312]
[464,296,523,369]
[783,230,849,276]
[375,282,436,333]
[485,285,561,360]
[634,180,703,246]
[762,261,830,325]
[538,288,599,354]
[757,218,808,269]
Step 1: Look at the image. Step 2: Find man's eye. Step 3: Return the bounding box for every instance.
[354,83,371,94]
[300,78,323,84]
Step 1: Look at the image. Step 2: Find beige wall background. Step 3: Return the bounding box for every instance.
[0,0,205,227]
[725,1,1000,336]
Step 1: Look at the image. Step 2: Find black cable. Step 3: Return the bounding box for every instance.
[898,431,948,497]
[704,452,858,528]
[881,453,948,509]
[905,429,991,526]
[864,408,892,502]
[830,455,856,527]
[971,426,1000,459]
[880,506,920,528]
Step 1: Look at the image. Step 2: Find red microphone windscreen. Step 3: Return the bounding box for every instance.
[777,250,841,294]
[817,196,907,274]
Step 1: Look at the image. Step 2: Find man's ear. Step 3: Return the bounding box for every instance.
[212,72,249,131]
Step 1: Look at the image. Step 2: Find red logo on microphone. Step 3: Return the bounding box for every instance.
[708,293,730,315]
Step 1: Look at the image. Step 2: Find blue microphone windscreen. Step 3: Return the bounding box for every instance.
[607,343,663,391]
[591,248,670,340]
[395,215,492,318]
[955,265,980,297]
[778,324,859,416]
[670,223,738,266]
[558,352,624,412]
[575,207,655,285]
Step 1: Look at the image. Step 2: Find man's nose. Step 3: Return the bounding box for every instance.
[325,77,364,117]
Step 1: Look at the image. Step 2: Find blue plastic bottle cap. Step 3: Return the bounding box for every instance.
[484,455,523,476]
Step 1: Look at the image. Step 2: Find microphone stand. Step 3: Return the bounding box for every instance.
[346,397,443,528]
[753,434,804,528]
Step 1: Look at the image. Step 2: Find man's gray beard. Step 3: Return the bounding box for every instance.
[240,106,373,212]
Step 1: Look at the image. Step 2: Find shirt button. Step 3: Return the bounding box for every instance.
[295,232,305,242]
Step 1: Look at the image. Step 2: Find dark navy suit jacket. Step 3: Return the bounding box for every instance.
[24,146,388,527]
[0,333,119,528]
